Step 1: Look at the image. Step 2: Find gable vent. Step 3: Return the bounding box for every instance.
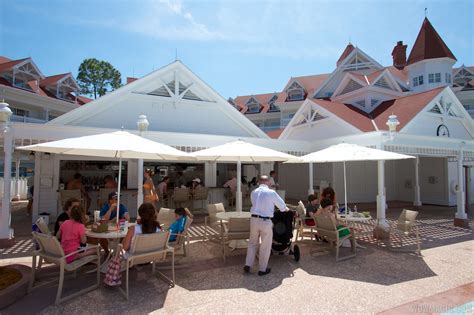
[183,90,202,101]
[149,85,171,97]
[341,80,363,95]
[374,77,391,89]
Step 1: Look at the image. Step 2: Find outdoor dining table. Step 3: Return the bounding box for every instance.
[337,213,373,249]
[86,222,135,272]
[216,211,251,249]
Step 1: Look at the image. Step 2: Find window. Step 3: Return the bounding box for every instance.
[413,77,419,87]
[11,107,29,117]
[269,103,280,112]
[247,104,260,113]
[287,89,304,101]
[429,73,434,83]
[445,73,451,83]
[418,75,424,85]
[435,73,441,83]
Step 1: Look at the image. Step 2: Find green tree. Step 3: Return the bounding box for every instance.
[77,58,122,99]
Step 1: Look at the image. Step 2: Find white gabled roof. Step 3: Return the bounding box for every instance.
[49,61,268,138]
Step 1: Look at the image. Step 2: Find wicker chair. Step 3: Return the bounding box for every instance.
[29,232,100,305]
[389,209,421,255]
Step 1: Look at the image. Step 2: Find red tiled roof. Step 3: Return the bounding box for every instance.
[0,58,28,72]
[386,66,408,83]
[76,95,92,105]
[40,73,69,86]
[233,92,286,114]
[407,18,456,66]
[0,56,12,64]
[266,128,284,139]
[127,77,138,84]
[337,43,355,66]
[311,87,445,132]
[287,73,331,97]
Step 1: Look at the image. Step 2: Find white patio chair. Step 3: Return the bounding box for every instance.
[314,214,356,262]
[295,201,316,241]
[389,209,421,255]
[29,232,101,305]
[169,215,193,257]
[221,217,250,263]
[204,203,226,242]
[119,231,175,300]
[157,207,176,229]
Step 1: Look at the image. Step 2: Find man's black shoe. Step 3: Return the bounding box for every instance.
[243,265,250,273]
[258,268,271,276]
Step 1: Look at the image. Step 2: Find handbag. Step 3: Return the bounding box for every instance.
[103,250,122,286]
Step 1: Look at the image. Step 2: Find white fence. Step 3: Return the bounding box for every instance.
[0,177,29,200]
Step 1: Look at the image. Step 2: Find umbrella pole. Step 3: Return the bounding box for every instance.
[117,153,122,225]
[236,159,242,212]
[343,161,348,215]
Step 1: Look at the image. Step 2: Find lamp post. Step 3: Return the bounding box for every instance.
[137,114,149,210]
[374,114,400,239]
[0,100,13,245]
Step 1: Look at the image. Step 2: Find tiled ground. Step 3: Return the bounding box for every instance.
[1,201,473,314]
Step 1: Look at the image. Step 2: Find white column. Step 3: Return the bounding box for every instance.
[32,153,41,222]
[0,126,13,239]
[414,157,422,206]
[456,145,467,220]
[204,162,217,187]
[236,160,242,212]
[308,163,314,195]
[374,160,390,238]
[13,158,20,201]
[137,158,143,209]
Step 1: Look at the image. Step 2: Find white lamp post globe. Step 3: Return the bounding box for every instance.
[0,100,12,124]
[386,114,400,133]
[137,114,149,133]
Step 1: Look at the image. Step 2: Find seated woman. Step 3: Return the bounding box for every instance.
[305,194,318,226]
[56,205,95,263]
[54,197,80,236]
[168,207,187,242]
[315,198,351,239]
[122,203,161,253]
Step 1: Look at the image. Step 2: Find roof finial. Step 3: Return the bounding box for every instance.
[424,7,427,17]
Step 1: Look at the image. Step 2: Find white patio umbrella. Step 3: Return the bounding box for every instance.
[18,130,192,223]
[191,140,297,212]
[288,143,415,214]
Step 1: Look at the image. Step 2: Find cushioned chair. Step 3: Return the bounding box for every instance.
[389,209,421,255]
[314,214,356,262]
[29,232,100,305]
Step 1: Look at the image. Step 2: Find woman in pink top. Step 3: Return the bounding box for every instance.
[56,206,94,263]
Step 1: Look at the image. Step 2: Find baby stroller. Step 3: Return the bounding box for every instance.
[271,210,300,261]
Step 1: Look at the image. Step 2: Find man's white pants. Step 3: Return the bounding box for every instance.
[245,217,273,272]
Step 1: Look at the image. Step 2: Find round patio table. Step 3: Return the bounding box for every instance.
[216,211,251,249]
[86,223,134,272]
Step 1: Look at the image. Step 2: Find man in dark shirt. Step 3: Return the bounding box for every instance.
[54,197,80,236]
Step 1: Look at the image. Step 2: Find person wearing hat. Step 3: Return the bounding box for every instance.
[191,178,203,189]
[99,192,130,221]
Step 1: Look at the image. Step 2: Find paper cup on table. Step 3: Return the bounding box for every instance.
[94,210,100,223]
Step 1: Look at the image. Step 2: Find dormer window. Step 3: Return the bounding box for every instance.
[268,95,280,112]
[286,81,305,101]
[246,98,261,113]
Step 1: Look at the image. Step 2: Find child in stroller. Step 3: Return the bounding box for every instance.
[272,209,300,261]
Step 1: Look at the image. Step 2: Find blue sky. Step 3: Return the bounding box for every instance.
[0,0,472,99]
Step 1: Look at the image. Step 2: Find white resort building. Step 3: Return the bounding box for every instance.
[0,17,472,245]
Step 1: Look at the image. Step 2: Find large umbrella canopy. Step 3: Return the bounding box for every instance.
[287,143,415,214]
[18,131,192,160]
[191,140,297,212]
[18,131,193,223]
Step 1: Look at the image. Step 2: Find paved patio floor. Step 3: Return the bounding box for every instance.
[1,201,473,314]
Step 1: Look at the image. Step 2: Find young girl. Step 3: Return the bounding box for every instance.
[56,205,94,263]
[122,203,161,252]
[168,207,187,242]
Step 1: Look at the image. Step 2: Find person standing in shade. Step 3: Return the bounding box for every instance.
[269,170,278,190]
[244,175,289,276]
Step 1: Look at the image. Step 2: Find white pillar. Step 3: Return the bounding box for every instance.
[374,160,390,238]
[32,153,41,222]
[137,158,143,209]
[204,162,217,187]
[13,158,20,201]
[236,160,242,212]
[414,157,422,206]
[308,163,314,195]
[0,126,13,240]
[456,145,467,220]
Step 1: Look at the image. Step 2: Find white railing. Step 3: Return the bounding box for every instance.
[11,115,47,124]
[0,177,29,200]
